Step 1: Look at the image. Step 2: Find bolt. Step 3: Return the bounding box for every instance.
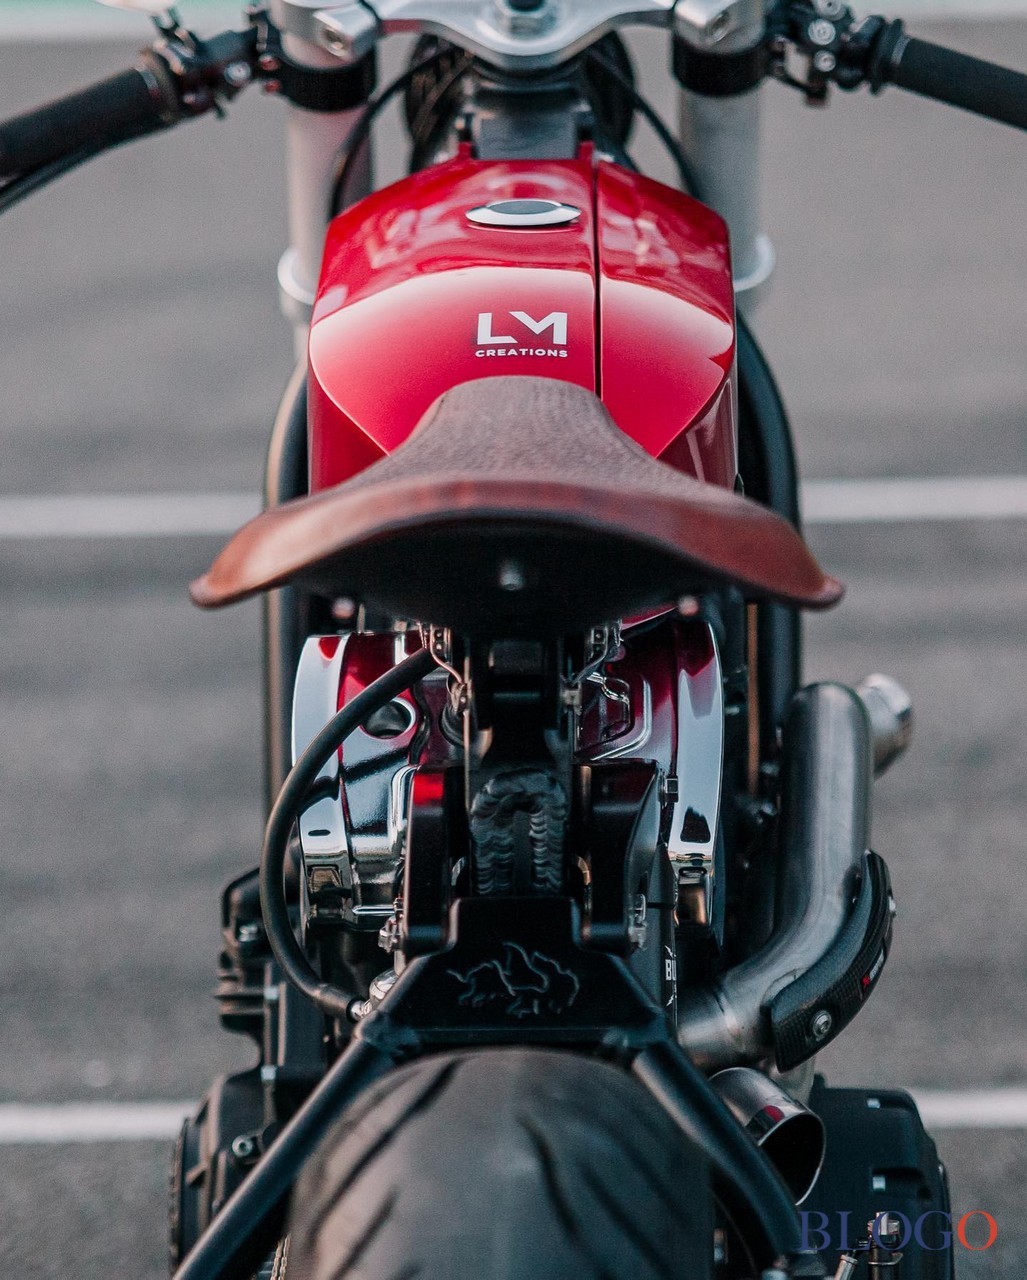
[495,0,555,34]
[223,60,252,88]
[498,559,526,592]
[813,50,837,73]
[708,9,732,40]
[814,0,846,16]
[231,1135,256,1161]
[811,1009,834,1041]
[808,18,836,46]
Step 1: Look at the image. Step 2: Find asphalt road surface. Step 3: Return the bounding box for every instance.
[0,17,1025,1280]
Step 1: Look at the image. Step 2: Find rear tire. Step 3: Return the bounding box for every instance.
[286,1048,714,1280]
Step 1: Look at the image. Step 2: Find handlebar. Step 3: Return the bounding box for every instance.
[0,58,181,179]
[871,24,1027,132]
[0,4,1023,208]
[0,25,263,188]
[770,6,1027,133]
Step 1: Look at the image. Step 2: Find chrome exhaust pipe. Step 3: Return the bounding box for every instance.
[711,1068,826,1204]
[856,673,913,777]
[678,683,873,1071]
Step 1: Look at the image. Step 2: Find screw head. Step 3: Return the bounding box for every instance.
[498,559,526,592]
[815,0,846,16]
[808,18,836,46]
[813,50,837,73]
[811,1009,834,1041]
[223,60,252,87]
[231,1135,256,1160]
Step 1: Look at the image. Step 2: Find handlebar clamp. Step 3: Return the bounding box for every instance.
[252,11,377,112]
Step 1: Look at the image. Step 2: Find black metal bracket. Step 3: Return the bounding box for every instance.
[248,8,378,112]
[174,894,804,1279]
[766,2,901,106]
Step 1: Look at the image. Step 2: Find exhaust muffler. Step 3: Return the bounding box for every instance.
[711,1067,826,1204]
[678,682,894,1073]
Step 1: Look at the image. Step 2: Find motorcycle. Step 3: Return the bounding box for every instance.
[2,1,1024,1277]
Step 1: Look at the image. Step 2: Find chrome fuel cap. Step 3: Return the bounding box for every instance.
[466,199,581,228]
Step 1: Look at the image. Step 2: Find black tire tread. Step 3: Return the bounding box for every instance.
[286,1049,713,1280]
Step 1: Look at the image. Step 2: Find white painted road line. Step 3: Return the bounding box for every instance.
[802,475,1027,524]
[0,477,1026,539]
[0,1,242,41]
[0,492,260,539]
[1,1089,1026,1143]
[0,1102,193,1144]
[913,1088,1027,1129]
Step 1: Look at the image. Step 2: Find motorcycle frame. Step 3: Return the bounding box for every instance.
[212,11,806,1279]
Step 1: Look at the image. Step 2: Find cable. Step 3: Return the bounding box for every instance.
[585,47,702,198]
[408,52,473,171]
[329,50,453,216]
[259,646,439,1020]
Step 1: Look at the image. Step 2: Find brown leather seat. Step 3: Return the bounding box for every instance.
[191,377,842,635]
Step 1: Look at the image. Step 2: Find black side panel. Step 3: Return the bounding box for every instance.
[169,1068,266,1269]
[806,1080,956,1280]
[736,314,803,753]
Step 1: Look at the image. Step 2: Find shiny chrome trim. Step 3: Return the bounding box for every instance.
[388,765,417,858]
[275,0,677,71]
[292,635,349,872]
[590,679,653,760]
[668,625,724,895]
[711,1068,826,1204]
[467,200,581,227]
[856,673,913,777]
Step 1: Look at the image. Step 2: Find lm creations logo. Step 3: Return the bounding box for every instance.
[475,310,569,359]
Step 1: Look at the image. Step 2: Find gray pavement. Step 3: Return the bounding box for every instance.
[0,18,1025,1279]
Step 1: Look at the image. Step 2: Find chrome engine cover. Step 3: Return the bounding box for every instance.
[293,616,725,929]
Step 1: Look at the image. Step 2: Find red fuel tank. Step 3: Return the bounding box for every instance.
[308,146,736,492]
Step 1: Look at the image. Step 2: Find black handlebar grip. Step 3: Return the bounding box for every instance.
[0,57,181,178]
[876,26,1027,132]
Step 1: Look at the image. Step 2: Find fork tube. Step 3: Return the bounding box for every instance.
[270,10,374,355]
[674,0,774,305]
[677,84,774,302]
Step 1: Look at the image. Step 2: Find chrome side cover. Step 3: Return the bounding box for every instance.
[292,634,350,897]
[668,627,723,917]
[292,634,424,925]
